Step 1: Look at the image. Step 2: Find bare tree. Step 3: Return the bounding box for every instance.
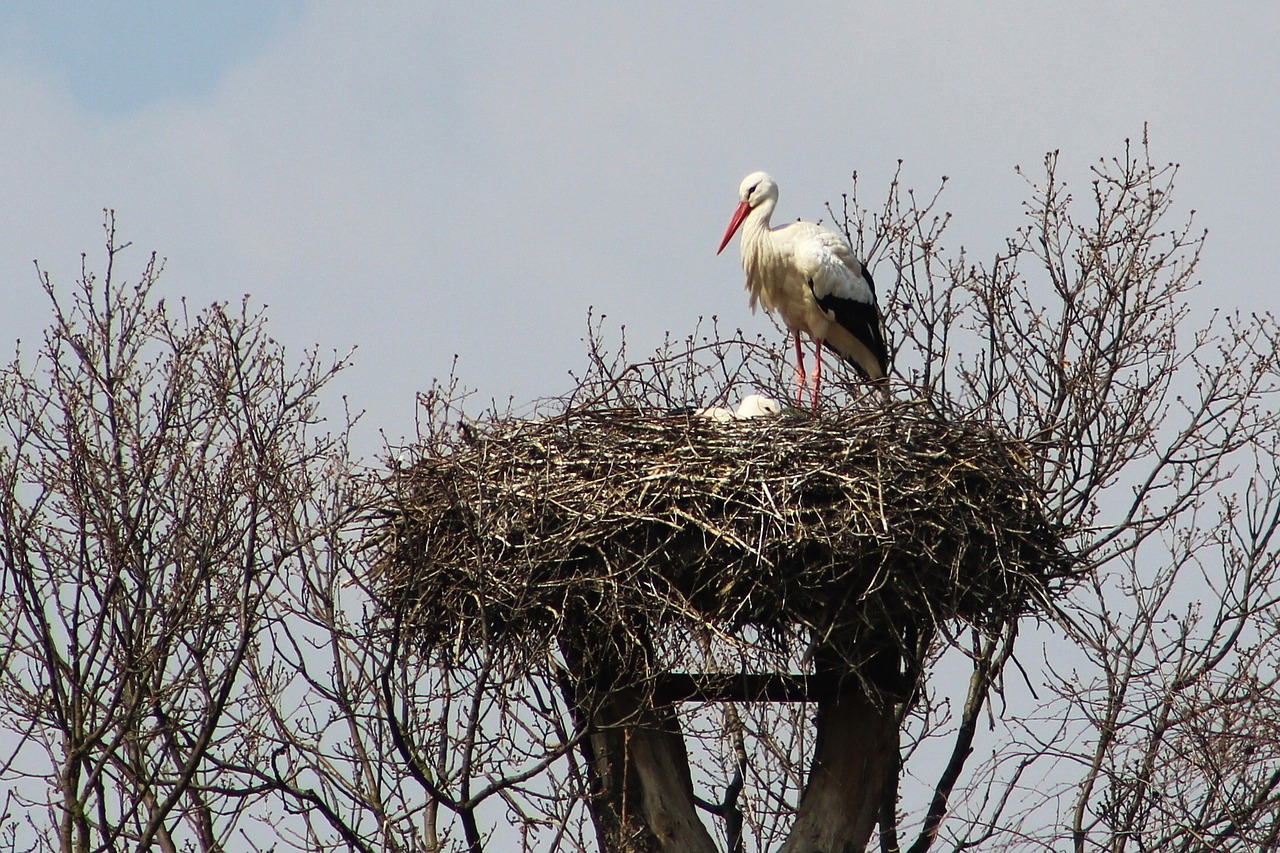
[4,132,1279,853]
[0,217,593,852]
[859,134,1280,851]
[0,214,352,852]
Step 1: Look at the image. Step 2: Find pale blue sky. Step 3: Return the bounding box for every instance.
[1,2,1278,451]
[0,2,304,113]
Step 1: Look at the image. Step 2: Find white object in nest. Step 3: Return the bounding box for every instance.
[734,393,782,419]
[694,393,782,422]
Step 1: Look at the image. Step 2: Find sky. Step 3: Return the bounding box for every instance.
[1,2,1278,456]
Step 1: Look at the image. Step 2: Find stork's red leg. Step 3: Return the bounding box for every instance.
[793,333,807,406]
[811,338,823,411]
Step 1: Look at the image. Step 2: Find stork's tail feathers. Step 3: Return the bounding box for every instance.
[821,325,888,384]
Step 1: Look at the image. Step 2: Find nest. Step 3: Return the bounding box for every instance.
[371,399,1073,677]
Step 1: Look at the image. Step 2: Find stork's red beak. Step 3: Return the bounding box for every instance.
[716,201,751,255]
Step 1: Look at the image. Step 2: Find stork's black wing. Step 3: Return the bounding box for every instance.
[813,263,889,379]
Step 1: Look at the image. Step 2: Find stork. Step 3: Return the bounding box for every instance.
[693,393,784,422]
[734,393,782,419]
[716,171,889,408]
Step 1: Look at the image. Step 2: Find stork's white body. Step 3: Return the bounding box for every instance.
[717,172,888,407]
[694,405,736,423]
[693,393,783,423]
[734,393,782,419]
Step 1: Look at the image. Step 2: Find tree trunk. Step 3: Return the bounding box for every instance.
[577,687,718,853]
[620,693,718,853]
[778,690,897,853]
[560,626,718,853]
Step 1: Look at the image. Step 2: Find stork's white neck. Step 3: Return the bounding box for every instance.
[738,195,780,312]
[744,194,776,235]
[739,195,777,257]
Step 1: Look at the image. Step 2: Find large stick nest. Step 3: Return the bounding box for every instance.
[371,391,1073,670]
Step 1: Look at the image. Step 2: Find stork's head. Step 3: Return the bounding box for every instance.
[717,171,778,254]
[737,171,777,206]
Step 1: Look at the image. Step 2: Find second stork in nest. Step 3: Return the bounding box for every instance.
[717,171,889,408]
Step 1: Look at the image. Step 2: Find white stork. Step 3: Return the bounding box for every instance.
[692,393,783,423]
[734,393,782,419]
[716,171,889,408]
